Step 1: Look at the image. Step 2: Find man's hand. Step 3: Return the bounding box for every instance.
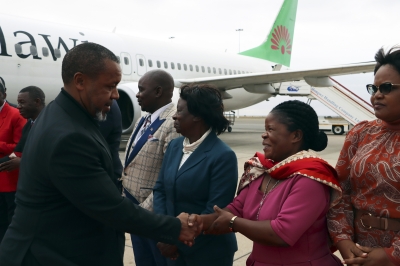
[343,244,395,266]
[157,242,179,260]
[204,205,234,235]
[177,212,203,246]
[0,157,20,172]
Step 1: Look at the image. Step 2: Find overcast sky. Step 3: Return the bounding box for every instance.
[2,0,400,116]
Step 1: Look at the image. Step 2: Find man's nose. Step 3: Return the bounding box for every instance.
[111,88,119,100]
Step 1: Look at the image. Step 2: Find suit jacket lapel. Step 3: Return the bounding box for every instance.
[176,132,217,180]
[125,103,176,168]
[125,117,166,167]
[124,117,145,165]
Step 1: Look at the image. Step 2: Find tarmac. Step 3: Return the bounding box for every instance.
[120,117,346,265]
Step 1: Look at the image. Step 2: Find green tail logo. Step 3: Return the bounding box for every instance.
[239,0,298,67]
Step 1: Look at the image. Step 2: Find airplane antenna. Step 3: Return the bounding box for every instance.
[112,27,117,33]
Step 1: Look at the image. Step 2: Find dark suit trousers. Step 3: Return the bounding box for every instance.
[124,189,167,266]
[0,192,16,243]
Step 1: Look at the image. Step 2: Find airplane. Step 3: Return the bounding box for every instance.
[0,0,374,134]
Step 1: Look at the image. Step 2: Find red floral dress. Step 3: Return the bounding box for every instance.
[328,119,400,264]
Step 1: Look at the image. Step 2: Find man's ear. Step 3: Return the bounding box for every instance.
[73,72,85,92]
[154,86,163,97]
[34,98,41,106]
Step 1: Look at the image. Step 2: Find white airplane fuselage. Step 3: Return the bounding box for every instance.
[0,14,276,132]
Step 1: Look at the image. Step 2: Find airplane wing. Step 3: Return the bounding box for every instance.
[174,62,375,90]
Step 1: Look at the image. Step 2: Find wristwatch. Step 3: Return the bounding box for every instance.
[229,216,238,232]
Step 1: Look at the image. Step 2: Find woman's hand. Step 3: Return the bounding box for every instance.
[336,240,367,266]
[342,244,395,266]
[204,205,235,235]
[156,242,179,260]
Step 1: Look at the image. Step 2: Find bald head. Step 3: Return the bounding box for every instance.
[137,70,175,113]
[143,70,174,93]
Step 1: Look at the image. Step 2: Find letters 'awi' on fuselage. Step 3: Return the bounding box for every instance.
[0,26,86,60]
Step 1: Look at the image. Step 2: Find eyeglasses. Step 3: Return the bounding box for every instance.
[366,82,400,95]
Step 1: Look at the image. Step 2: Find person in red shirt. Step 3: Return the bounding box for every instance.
[0,81,26,243]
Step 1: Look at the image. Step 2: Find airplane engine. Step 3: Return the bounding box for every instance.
[116,82,142,134]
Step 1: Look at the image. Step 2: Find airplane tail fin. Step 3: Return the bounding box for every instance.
[239,0,298,67]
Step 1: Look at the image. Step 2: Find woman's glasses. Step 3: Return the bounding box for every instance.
[366,82,400,95]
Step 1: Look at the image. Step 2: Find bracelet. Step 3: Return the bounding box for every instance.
[229,216,238,232]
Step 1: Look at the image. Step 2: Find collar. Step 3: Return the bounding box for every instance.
[60,88,99,127]
[0,101,6,113]
[147,102,173,124]
[182,128,212,154]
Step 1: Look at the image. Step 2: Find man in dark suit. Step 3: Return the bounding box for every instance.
[0,86,46,172]
[99,99,123,192]
[0,43,201,266]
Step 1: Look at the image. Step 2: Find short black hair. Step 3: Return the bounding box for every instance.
[19,86,46,106]
[180,84,229,135]
[271,100,327,152]
[61,42,119,84]
[374,46,400,75]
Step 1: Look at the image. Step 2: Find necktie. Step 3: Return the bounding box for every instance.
[140,115,151,136]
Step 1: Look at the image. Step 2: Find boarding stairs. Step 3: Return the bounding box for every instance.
[277,77,375,125]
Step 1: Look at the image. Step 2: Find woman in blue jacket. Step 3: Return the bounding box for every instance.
[153,84,238,266]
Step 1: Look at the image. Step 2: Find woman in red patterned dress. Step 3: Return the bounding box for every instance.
[328,46,400,266]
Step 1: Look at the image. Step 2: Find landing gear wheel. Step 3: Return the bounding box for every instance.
[332,125,344,135]
[228,126,232,132]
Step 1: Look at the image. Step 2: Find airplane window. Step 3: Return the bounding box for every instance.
[184,64,187,71]
[148,60,153,67]
[139,59,144,67]
[213,67,216,74]
[42,47,49,57]
[14,44,22,55]
[164,61,168,69]
[29,46,38,56]
[177,63,181,70]
[171,62,175,69]
[219,68,222,75]
[229,69,232,75]
[233,70,236,75]
[238,70,241,74]
[207,67,211,73]
[157,61,161,68]
[224,69,227,75]
[201,66,205,73]
[124,56,129,65]
[195,65,199,72]
[54,49,61,58]
[189,65,193,71]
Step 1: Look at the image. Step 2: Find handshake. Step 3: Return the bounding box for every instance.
[158,206,234,260]
[176,212,203,247]
[177,205,234,246]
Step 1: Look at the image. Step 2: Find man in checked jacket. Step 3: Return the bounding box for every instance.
[122,69,179,266]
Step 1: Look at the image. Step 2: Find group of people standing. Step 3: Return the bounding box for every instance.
[116,45,400,266]
[0,41,399,266]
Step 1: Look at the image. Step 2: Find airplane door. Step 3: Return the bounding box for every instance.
[120,52,132,75]
[136,54,147,76]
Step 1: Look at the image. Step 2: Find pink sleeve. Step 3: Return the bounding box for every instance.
[270,177,329,246]
[226,186,249,218]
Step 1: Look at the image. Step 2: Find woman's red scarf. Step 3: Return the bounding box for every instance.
[237,150,342,207]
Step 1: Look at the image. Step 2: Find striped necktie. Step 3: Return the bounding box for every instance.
[140,115,151,136]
